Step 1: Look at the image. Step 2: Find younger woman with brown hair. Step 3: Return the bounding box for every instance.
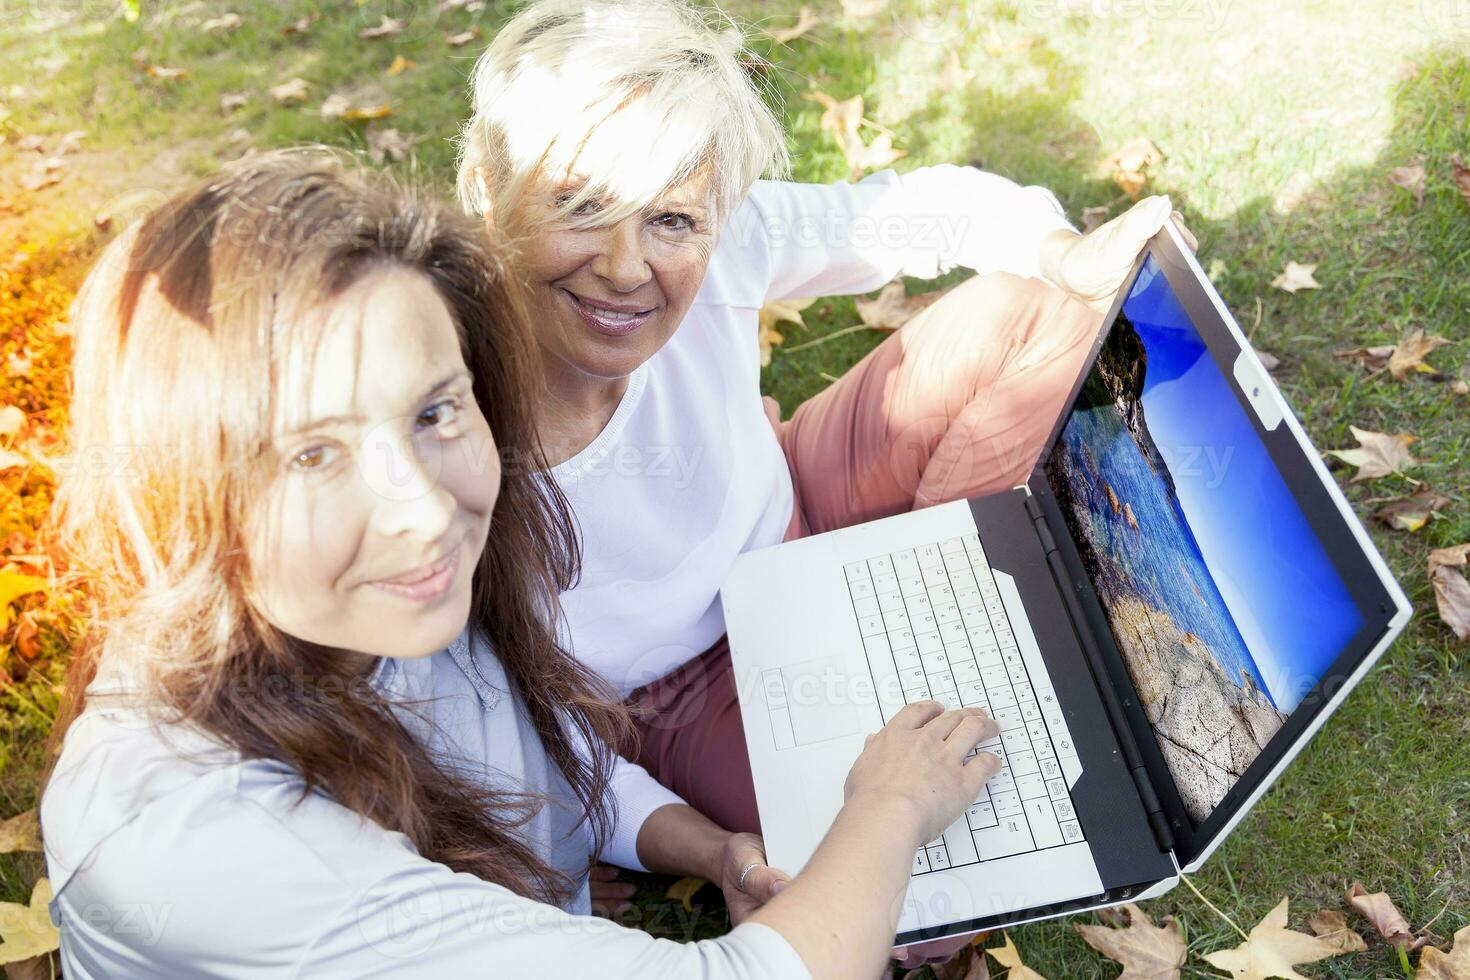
[40,147,1001,978]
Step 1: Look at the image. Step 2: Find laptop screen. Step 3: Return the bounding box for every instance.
[1041,254,1365,828]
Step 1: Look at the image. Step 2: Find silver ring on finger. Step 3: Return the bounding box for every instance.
[737,861,761,894]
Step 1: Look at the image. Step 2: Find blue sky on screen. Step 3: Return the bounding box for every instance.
[1120,258,1363,713]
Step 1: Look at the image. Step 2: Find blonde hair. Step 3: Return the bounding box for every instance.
[453,0,790,228]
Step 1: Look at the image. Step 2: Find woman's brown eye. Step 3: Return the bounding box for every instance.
[292,447,326,470]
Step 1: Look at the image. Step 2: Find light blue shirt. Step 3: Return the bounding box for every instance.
[41,628,809,978]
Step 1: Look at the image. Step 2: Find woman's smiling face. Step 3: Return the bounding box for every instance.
[511,164,720,387]
[247,264,499,666]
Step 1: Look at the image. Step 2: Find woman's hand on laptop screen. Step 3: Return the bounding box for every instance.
[1039,194,1199,313]
[844,702,1002,846]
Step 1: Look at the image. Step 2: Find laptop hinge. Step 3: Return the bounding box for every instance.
[1023,493,1176,855]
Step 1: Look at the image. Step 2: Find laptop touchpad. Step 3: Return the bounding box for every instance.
[761,656,868,749]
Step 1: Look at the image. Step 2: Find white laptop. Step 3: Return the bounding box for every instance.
[721,222,1413,945]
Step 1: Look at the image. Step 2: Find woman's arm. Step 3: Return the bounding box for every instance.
[746,702,1001,980]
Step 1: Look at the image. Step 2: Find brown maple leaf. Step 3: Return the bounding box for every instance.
[1416,924,1470,979]
[1427,545,1470,643]
[939,51,976,91]
[1202,897,1346,980]
[1338,329,1450,380]
[1306,909,1368,953]
[1103,138,1162,201]
[1325,427,1418,481]
[1075,903,1186,979]
[1373,490,1451,532]
[1346,882,1431,951]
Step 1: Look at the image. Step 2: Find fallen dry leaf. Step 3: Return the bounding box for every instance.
[1325,427,1418,482]
[757,298,815,366]
[803,91,903,179]
[13,613,40,660]
[856,280,946,332]
[1452,155,1470,213]
[765,6,821,44]
[386,54,416,76]
[1254,347,1281,372]
[1337,329,1450,380]
[1387,163,1427,206]
[1374,490,1451,532]
[55,130,85,155]
[933,943,991,980]
[843,131,904,177]
[1307,909,1368,953]
[144,64,189,81]
[0,810,41,855]
[219,91,249,113]
[202,11,242,32]
[1202,897,1345,980]
[366,128,423,164]
[447,28,483,47]
[985,933,1047,980]
[1271,261,1321,294]
[0,572,47,632]
[1081,205,1110,233]
[1075,902,1186,979]
[1427,545,1470,643]
[1104,138,1162,201]
[1416,924,1470,979]
[1346,882,1431,951]
[269,77,310,104]
[358,16,406,40]
[664,876,708,913]
[282,13,318,36]
[940,50,976,91]
[0,878,58,965]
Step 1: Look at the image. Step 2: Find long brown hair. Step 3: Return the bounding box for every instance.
[43,146,630,904]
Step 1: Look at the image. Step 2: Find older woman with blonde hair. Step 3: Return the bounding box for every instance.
[455,0,1193,965]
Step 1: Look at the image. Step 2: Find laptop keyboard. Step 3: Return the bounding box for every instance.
[843,533,1087,875]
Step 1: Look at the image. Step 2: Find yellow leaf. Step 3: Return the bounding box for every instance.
[1385,329,1451,380]
[1075,903,1186,979]
[0,879,59,965]
[1416,924,1470,979]
[0,810,41,855]
[0,572,48,632]
[1325,426,1418,482]
[1201,897,1346,980]
[664,876,708,913]
[1270,261,1321,294]
[757,298,815,366]
[386,54,417,76]
[985,932,1048,980]
[1373,490,1450,533]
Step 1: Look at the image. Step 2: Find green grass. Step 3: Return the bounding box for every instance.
[2,0,1467,975]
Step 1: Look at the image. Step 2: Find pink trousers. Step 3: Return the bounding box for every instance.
[625,272,1104,834]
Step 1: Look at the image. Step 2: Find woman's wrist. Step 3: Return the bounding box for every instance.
[839,790,929,853]
[634,803,731,881]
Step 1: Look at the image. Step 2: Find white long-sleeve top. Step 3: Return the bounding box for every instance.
[553,165,1073,693]
[40,628,809,979]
